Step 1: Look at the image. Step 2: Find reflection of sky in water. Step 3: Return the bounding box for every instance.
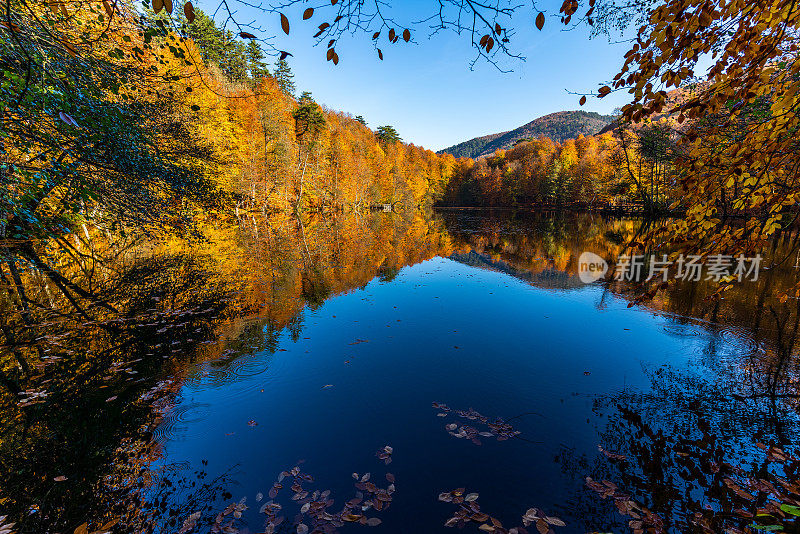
[152,256,762,533]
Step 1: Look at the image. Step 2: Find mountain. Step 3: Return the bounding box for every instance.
[438,110,615,159]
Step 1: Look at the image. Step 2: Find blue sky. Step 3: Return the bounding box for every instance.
[198,0,635,151]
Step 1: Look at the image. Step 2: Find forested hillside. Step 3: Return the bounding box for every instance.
[438,111,614,158]
[180,11,456,213]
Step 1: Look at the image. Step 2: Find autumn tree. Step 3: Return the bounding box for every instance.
[556,0,800,268]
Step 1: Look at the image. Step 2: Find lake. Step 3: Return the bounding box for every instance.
[4,210,799,534]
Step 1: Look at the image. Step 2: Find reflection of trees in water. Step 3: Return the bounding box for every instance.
[557,342,800,533]
[0,248,231,534]
[439,212,800,533]
[0,211,453,533]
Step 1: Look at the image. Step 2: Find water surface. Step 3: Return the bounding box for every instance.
[144,211,786,533]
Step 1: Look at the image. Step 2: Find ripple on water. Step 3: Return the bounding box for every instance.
[660,313,762,355]
[717,324,762,354]
[151,402,211,443]
[661,321,707,339]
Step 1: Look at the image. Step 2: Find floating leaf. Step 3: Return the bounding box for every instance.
[58,112,79,127]
[545,516,565,526]
[781,504,800,516]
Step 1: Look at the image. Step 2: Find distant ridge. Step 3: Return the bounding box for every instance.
[439,110,615,159]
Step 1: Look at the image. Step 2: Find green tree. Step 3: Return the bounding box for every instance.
[376,125,402,144]
[273,58,296,97]
[220,30,249,83]
[183,9,225,66]
[293,93,326,139]
[246,41,270,81]
[355,115,367,126]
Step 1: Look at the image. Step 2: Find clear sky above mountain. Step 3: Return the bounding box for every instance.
[196,0,635,151]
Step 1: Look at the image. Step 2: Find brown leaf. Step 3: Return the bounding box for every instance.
[163,0,173,15]
[240,32,256,39]
[152,0,163,14]
[403,29,410,42]
[280,13,290,35]
[535,12,545,30]
[184,1,195,22]
[303,8,314,20]
[579,95,587,106]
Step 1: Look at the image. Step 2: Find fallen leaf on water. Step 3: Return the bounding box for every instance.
[54,476,67,482]
[322,384,334,389]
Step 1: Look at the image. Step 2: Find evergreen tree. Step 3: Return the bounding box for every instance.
[246,41,270,81]
[376,125,402,144]
[355,115,367,126]
[220,30,249,83]
[293,92,326,139]
[273,58,296,97]
[184,10,224,66]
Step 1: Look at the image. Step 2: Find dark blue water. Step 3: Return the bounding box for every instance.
[151,252,753,533]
